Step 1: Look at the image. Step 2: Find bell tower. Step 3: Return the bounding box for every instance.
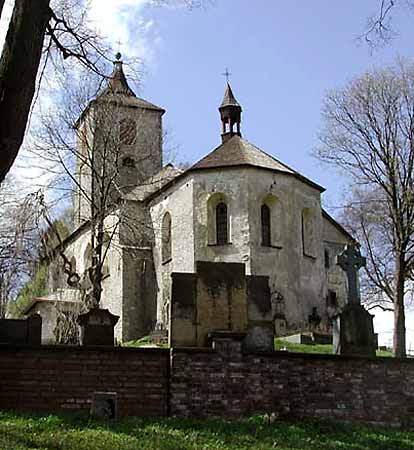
[219,82,242,143]
[73,53,165,226]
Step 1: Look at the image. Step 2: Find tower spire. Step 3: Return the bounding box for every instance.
[219,81,242,143]
[102,53,136,97]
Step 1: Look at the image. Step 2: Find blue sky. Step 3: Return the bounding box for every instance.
[137,1,414,203]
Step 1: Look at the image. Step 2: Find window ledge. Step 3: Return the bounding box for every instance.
[162,258,172,266]
[303,253,317,260]
[261,244,282,249]
[208,242,233,247]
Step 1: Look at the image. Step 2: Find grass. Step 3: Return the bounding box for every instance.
[274,338,393,357]
[0,411,413,450]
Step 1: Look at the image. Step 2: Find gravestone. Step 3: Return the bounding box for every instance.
[169,261,274,351]
[333,244,376,357]
[0,314,42,345]
[77,308,119,346]
[90,391,117,418]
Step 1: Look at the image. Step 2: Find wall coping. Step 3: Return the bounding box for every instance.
[0,343,169,354]
[1,344,411,366]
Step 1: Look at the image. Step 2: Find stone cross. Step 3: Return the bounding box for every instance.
[337,244,366,305]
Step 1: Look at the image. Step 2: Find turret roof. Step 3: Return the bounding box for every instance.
[220,82,241,109]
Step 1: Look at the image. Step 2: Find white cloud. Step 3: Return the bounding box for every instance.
[0,1,14,48]
[88,0,160,65]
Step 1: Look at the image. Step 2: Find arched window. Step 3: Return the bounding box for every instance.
[261,204,271,246]
[70,256,77,273]
[302,208,317,258]
[162,212,172,263]
[216,202,228,245]
[84,243,92,272]
[324,249,330,269]
[102,232,111,278]
[119,118,136,145]
[122,156,136,168]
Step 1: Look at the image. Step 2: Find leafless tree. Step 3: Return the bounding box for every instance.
[316,61,414,358]
[361,1,414,48]
[0,0,207,184]
[0,178,45,317]
[31,66,178,311]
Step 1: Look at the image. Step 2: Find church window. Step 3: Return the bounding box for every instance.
[119,118,136,145]
[324,249,330,269]
[122,156,136,168]
[327,290,337,307]
[162,212,172,263]
[216,202,228,245]
[302,208,317,258]
[261,204,271,246]
[84,243,92,272]
[102,232,111,278]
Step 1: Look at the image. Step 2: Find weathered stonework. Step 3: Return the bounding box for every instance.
[170,261,274,350]
[150,165,352,338]
[43,69,353,345]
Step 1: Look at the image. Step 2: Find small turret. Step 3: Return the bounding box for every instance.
[219,83,242,143]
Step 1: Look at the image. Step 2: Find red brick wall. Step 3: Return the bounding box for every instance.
[0,346,169,417]
[171,346,414,427]
[2,344,414,427]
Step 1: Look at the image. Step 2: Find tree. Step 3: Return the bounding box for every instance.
[362,1,414,48]
[316,61,414,357]
[0,0,111,184]
[31,63,178,310]
[0,0,209,184]
[0,178,47,317]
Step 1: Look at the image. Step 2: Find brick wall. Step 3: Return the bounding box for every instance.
[2,343,414,427]
[0,345,169,417]
[171,344,414,427]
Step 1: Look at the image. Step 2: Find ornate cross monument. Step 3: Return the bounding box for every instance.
[333,244,376,357]
[337,244,366,305]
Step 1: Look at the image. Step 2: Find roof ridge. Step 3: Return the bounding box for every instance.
[237,137,294,174]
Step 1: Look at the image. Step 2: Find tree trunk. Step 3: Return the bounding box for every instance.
[0,0,51,184]
[0,0,6,21]
[393,253,406,357]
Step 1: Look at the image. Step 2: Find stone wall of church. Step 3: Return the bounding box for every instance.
[322,217,350,318]
[74,102,163,227]
[191,167,329,336]
[150,178,195,325]
[149,166,349,336]
[46,213,125,342]
[247,169,327,335]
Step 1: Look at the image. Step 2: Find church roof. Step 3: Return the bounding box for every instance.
[220,83,241,109]
[74,56,164,128]
[190,135,325,192]
[98,56,164,112]
[124,164,183,202]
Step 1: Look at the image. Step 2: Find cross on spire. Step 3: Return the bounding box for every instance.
[337,244,366,305]
[222,67,232,83]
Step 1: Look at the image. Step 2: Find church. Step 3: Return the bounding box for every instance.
[27,56,353,345]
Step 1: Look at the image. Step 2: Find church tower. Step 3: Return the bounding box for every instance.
[74,54,165,226]
[219,82,242,143]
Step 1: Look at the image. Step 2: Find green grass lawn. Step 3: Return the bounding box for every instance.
[274,339,393,357]
[0,411,413,450]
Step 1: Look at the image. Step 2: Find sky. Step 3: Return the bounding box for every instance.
[1,0,414,348]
